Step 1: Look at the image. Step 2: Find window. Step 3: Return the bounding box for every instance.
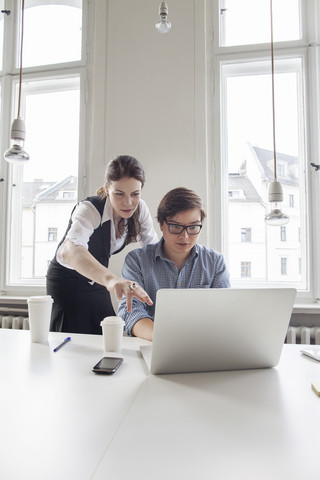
[220,0,300,46]
[0,1,86,291]
[241,262,251,278]
[281,258,287,276]
[289,194,294,207]
[48,228,57,242]
[23,1,82,67]
[213,0,320,301]
[241,228,251,243]
[63,191,76,199]
[299,257,301,276]
[278,163,285,177]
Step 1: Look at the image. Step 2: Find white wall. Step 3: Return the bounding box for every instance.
[87,0,209,277]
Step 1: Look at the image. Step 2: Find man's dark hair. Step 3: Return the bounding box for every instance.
[157,187,206,224]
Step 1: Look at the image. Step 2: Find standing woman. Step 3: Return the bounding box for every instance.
[46,155,158,334]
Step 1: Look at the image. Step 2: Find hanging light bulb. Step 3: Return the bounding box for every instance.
[4,117,29,163]
[155,1,171,33]
[265,180,289,225]
[4,0,29,164]
[264,0,288,226]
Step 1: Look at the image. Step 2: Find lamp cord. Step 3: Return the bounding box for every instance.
[270,0,277,180]
[17,0,25,117]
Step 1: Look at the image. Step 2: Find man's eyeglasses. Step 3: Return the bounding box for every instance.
[165,220,202,235]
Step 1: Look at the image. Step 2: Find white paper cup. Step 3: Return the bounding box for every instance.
[27,295,53,343]
[100,316,125,352]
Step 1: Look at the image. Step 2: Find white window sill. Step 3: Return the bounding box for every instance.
[293,303,320,315]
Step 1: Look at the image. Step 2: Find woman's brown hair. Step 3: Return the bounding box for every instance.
[97,155,146,245]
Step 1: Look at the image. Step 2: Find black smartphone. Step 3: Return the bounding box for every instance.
[92,357,124,374]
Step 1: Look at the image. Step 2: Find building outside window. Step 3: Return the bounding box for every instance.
[48,228,57,242]
[277,163,285,177]
[281,257,287,276]
[299,257,301,276]
[241,228,252,243]
[63,191,75,199]
[280,226,286,242]
[289,194,294,207]
[241,261,251,278]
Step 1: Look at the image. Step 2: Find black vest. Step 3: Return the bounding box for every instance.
[50,196,125,280]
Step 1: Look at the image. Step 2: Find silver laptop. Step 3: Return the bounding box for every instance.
[140,288,296,375]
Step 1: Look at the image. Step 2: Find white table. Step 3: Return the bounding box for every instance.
[0,329,150,480]
[92,344,320,480]
[1,330,320,480]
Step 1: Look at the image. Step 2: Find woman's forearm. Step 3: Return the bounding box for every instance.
[61,239,117,288]
[61,239,153,311]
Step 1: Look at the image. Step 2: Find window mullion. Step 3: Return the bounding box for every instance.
[307,43,320,300]
[0,75,13,292]
[1,0,18,75]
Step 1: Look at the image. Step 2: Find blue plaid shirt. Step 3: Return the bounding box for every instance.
[118,238,230,336]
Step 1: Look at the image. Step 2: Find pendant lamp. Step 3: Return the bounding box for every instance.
[4,0,29,164]
[155,1,171,33]
[265,0,288,226]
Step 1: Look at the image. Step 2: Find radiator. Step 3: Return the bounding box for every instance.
[0,299,29,330]
[286,326,320,345]
[0,315,29,330]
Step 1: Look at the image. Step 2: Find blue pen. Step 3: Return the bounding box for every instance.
[53,336,71,352]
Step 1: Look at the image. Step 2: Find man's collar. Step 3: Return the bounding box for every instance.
[154,238,199,263]
[154,238,166,261]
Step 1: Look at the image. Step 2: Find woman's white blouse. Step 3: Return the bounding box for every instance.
[56,197,158,269]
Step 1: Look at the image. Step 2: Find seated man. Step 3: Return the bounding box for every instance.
[118,187,230,340]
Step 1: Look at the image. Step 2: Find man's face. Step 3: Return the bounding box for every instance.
[160,208,202,259]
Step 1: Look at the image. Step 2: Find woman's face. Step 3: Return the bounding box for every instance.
[106,177,142,218]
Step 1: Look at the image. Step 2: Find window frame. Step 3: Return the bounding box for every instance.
[0,0,90,296]
[209,0,320,304]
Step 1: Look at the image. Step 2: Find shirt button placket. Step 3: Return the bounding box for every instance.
[177,271,184,288]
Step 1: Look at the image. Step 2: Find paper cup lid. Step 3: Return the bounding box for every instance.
[100,316,124,326]
[27,295,53,303]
